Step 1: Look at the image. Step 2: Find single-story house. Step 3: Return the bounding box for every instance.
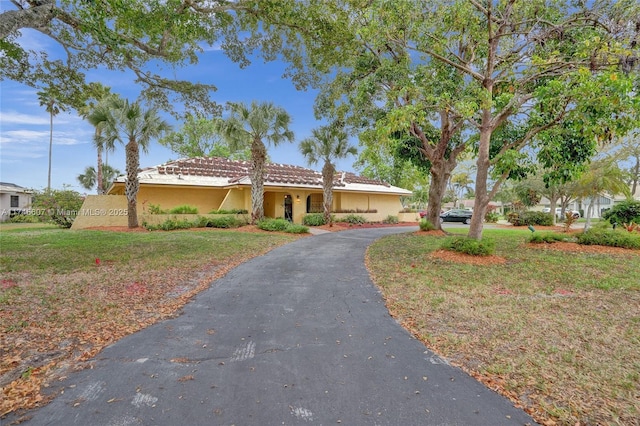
[72,157,413,228]
[0,182,32,222]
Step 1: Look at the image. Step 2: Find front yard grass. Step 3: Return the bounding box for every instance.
[367,228,640,426]
[0,226,301,416]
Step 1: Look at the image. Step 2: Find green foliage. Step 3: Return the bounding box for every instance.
[303,213,327,226]
[383,215,399,224]
[602,200,640,225]
[256,218,292,231]
[208,209,248,215]
[147,204,166,214]
[256,218,308,234]
[528,232,570,244]
[168,205,198,214]
[485,211,500,223]
[196,216,246,229]
[508,211,554,227]
[30,188,84,228]
[440,236,495,256]
[419,219,436,231]
[7,214,40,224]
[337,214,367,225]
[576,229,640,250]
[144,215,247,230]
[143,218,193,231]
[283,224,309,234]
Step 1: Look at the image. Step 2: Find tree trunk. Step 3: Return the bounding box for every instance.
[632,158,639,197]
[96,143,104,194]
[48,110,53,191]
[469,126,493,240]
[426,159,456,230]
[322,162,335,225]
[549,195,559,225]
[125,140,140,228]
[250,140,267,224]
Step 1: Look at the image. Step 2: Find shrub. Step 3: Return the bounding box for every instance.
[576,229,640,250]
[30,188,84,228]
[561,211,578,232]
[419,219,436,231]
[485,211,500,223]
[283,224,309,234]
[508,211,553,226]
[440,236,495,256]
[196,216,246,228]
[529,232,570,244]
[147,204,166,214]
[338,214,367,225]
[143,217,193,231]
[8,214,40,223]
[303,213,326,226]
[383,215,399,224]
[169,205,199,214]
[257,218,309,234]
[602,200,640,226]
[208,209,248,214]
[257,218,291,231]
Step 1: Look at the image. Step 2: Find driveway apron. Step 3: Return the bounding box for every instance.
[14,227,536,426]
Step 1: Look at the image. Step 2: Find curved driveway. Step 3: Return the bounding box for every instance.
[16,227,536,425]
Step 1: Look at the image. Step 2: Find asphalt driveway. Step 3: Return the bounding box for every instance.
[12,227,536,425]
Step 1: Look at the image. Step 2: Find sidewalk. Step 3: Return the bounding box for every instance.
[10,227,536,425]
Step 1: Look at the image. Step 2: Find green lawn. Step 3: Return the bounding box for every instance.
[0,226,301,415]
[367,228,640,425]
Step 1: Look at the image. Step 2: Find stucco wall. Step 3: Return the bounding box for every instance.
[71,195,129,229]
[110,183,229,214]
[219,187,249,212]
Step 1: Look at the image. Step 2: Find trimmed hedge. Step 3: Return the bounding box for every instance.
[576,229,640,250]
[508,211,554,226]
[440,236,495,256]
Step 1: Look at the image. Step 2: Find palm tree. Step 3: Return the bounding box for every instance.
[77,164,121,192]
[98,98,171,227]
[219,101,294,223]
[78,83,114,194]
[37,86,66,191]
[572,157,631,231]
[300,124,357,225]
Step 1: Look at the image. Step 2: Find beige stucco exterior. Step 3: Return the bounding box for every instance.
[71,157,413,229]
[72,186,410,229]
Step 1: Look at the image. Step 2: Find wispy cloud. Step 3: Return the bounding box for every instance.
[0,111,49,126]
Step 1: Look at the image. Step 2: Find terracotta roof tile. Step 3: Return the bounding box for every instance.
[153,157,391,188]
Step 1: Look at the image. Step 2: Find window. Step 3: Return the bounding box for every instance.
[10,195,19,208]
[307,194,323,213]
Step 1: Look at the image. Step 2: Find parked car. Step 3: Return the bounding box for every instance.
[439,209,473,224]
[419,210,428,218]
[542,207,580,219]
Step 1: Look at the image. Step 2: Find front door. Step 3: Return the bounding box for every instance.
[284,194,293,221]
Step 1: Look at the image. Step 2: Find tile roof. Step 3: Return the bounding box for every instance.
[151,157,392,188]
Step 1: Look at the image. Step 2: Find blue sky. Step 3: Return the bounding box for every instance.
[0,26,357,194]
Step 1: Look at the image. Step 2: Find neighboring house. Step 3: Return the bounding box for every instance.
[73,157,412,228]
[0,182,32,222]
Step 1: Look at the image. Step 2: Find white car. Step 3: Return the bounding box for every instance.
[542,207,580,219]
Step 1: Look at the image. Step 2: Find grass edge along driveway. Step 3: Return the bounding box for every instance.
[0,226,302,416]
[367,228,640,426]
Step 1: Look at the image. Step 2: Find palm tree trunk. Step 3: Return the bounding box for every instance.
[125,139,140,228]
[322,162,335,225]
[96,144,104,194]
[250,140,267,224]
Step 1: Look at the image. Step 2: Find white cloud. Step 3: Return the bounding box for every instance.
[1,129,49,142]
[0,111,49,125]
